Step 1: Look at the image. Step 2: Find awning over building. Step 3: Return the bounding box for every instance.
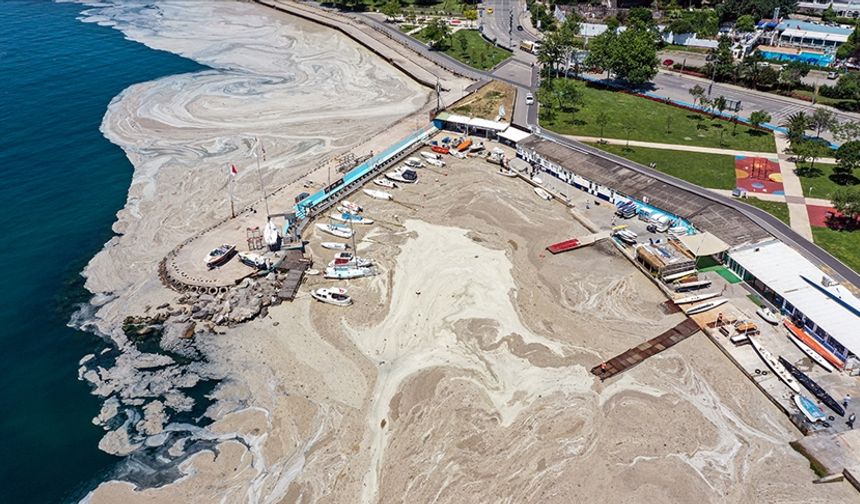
[435,112,509,132]
[729,240,860,357]
[780,28,849,43]
[677,232,729,257]
[498,126,532,144]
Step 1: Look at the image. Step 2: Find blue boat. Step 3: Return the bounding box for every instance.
[794,394,827,423]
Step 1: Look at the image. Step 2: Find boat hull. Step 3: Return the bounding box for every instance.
[779,356,844,416]
[363,189,392,200]
[373,178,396,188]
[321,242,349,250]
[533,187,552,200]
[749,338,801,393]
[315,223,353,239]
[794,394,827,423]
[684,298,727,315]
[784,320,843,370]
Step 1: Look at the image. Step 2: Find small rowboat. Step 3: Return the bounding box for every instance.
[673,292,719,305]
[330,212,374,225]
[373,178,396,189]
[794,394,827,423]
[321,242,349,250]
[497,168,517,177]
[749,337,801,393]
[363,189,393,200]
[784,320,843,370]
[316,223,353,239]
[756,306,780,325]
[420,151,441,160]
[431,145,449,154]
[204,244,236,269]
[311,287,352,307]
[684,298,727,315]
[534,187,552,200]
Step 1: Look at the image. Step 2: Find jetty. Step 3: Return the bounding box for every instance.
[590,318,701,380]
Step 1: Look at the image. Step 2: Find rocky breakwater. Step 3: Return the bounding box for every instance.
[78,274,286,460]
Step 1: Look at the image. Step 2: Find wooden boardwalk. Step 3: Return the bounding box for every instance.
[590,318,701,380]
[277,249,311,301]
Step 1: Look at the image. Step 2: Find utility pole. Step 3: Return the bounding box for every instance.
[252,137,271,218]
[509,8,513,49]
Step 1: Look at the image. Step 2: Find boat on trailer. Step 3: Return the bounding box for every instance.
[779,356,844,416]
[363,189,393,200]
[673,292,720,305]
[316,223,353,239]
[321,242,349,251]
[784,320,843,371]
[794,394,828,423]
[204,244,236,269]
[749,337,801,393]
[684,298,727,315]
[311,287,352,307]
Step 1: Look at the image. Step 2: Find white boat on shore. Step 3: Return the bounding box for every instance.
[363,189,393,200]
[373,178,396,189]
[341,200,362,213]
[787,328,836,373]
[793,394,827,423]
[321,241,349,250]
[311,287,352,306]
[674,279,712,292]
[405,157,424,168]
[674,292,719,305]
[426,158,445,167]
[238,251,272,270]
[613,229,637,245]
[316,223,353,239]
[420,151,441,161]
[534,187,552,200]
[204,244,235,269]
[749,337,801,393]
[684,298,727,315]
[328,251,372,268]
[756,306,780,325]
[663,269,697,282]
[386,168,418,184]
[324,265,376,279]
[330,212,374,225]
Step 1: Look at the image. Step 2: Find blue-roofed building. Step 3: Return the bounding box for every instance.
[775,20,853,51]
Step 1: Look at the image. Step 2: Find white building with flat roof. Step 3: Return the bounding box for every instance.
[726,240,860,362]
[798,0,860,17]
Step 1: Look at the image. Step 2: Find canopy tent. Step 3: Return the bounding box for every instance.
[497,126,532,144]
[677,232,730,257]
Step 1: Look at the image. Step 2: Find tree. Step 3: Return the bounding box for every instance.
[837,23,860,60]
[688,84,706,108]
[831,187,860,219]
[741,58,764,89]
[706,37,736,82]
[811,108,837,138]
[380,0,401,20]
[716,0,797,22]
[778,64,805,92]
[596,111,609,141]
[735,15,756,33]
[627,7,654,28]
[835,72,860,102]
[782,111,811,144]
[713,95,728,118]
[553,79,584,112]
[749,110,772,129]
[822,6,837,24]
[423,19,450,49]
[835,140,860,182]
[791,140,829,168]
[463,9,477,22]
[834,121,860,143]
[585,24,658,86]
[757,66,780,89]
[667,19,695,36]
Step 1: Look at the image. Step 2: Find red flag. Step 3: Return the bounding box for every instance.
[230,164,238,176]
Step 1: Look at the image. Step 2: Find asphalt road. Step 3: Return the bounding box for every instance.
[536,130,860,288]
[479,0,538,50]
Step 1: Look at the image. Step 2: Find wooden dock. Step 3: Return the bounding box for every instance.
[590,318,701,380]
[276,249,311,301]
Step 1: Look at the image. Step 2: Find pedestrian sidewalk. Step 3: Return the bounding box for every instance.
[568,135,776,158]
[775,133,815,241]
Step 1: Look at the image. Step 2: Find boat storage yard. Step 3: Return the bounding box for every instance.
[159,96,860,489]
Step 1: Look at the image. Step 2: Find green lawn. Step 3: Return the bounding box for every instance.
[813,227,860,274]
[795,162,860,199]
[734,197,791,225]
[415,29,510,70]
[592,143,737,190]
[539,80,776,152]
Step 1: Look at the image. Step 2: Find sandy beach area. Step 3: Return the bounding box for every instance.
[72,1,857,502]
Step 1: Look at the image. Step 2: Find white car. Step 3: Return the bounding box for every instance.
[525,93,535,105]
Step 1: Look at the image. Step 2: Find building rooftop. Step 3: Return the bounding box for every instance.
[730,240,860,356]
[777,20,853,36]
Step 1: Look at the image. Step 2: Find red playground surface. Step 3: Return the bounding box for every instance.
[807,204,860,229]
[735,156,784,195]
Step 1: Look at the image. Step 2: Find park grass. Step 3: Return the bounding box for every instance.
[415,29,510,70]
[539,80,776,152]
[592,143,737,190]
[734,197,791,225]
[795,162,860,199]
[812,227,860,274]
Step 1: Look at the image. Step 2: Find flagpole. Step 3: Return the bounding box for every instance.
[229,168,235,218]
[252,137,271,218]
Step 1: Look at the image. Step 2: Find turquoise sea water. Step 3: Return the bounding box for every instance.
[0,1,204,502]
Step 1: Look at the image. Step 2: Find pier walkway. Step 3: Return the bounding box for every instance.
[590,318,701,380]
